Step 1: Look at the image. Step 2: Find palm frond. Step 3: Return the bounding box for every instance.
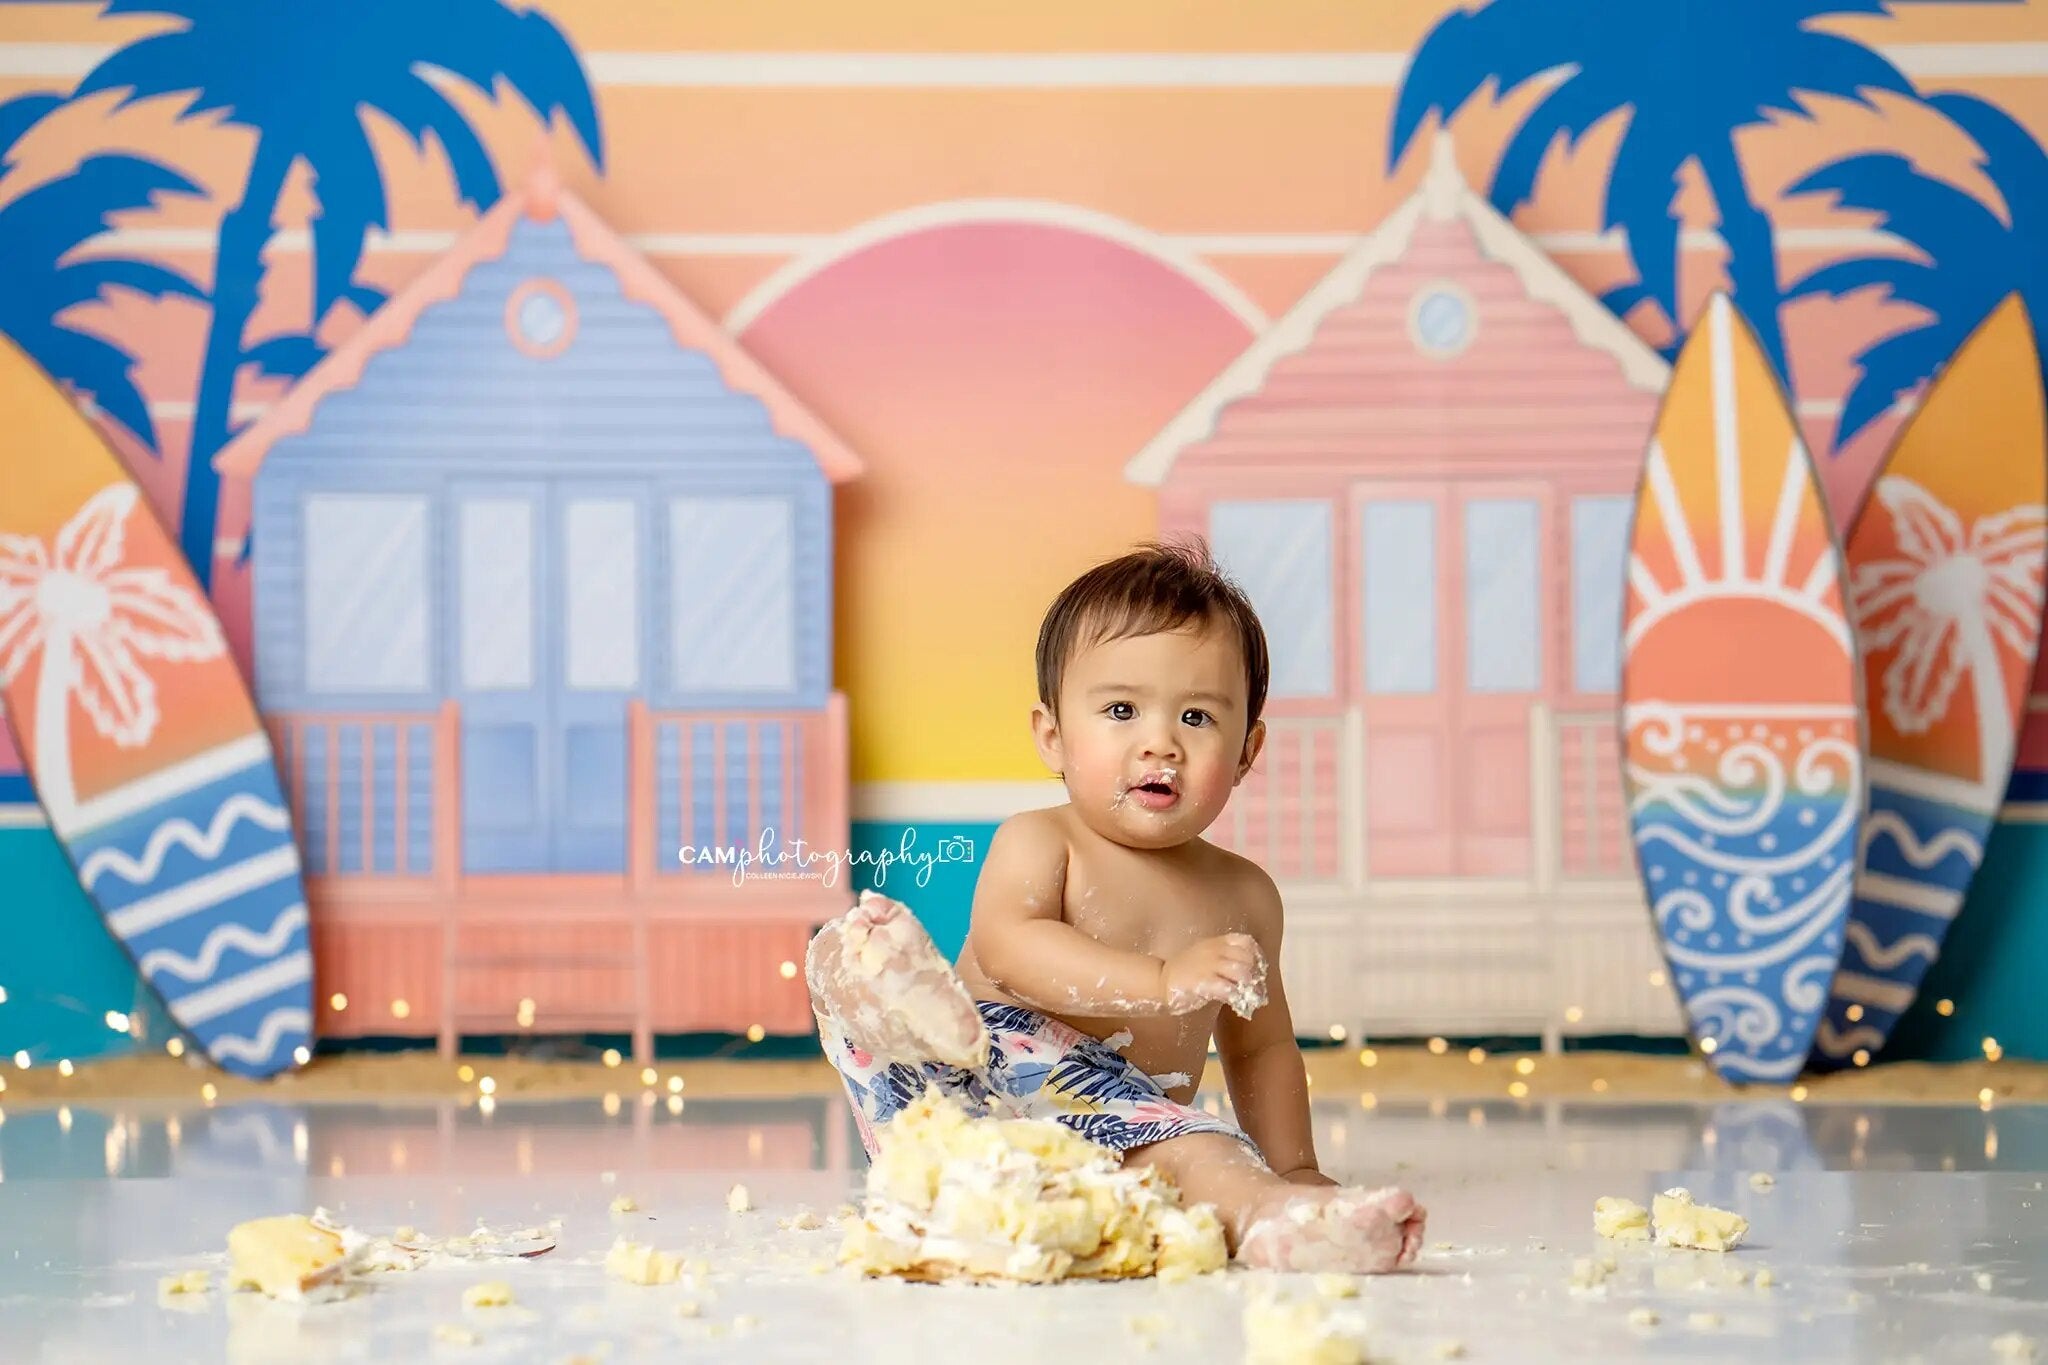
[1488,71,1620,214]
[0,92,63,168]
[373,76,501,208]
[1930,92,2048,237]
[1391,0,1594,168]
[1790,153,2010,262]
[1839,322,1966,449]
[409,0,604,167]
[16,322,156,449]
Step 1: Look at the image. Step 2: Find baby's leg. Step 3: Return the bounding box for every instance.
[806,891,989,1070]
[1126,1133,1426,1275]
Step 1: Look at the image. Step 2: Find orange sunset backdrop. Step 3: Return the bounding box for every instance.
[1,0,2046,789]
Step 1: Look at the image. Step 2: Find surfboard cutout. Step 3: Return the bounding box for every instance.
[1809,295,2048,1071]
[1620,293,1865,1085]
[0,331,312,1078]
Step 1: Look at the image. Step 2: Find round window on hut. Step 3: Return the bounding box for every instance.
[506,278,577,359]
[1408,283,1475,359]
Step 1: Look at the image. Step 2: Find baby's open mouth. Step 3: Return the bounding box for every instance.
[1121,770,1181,806]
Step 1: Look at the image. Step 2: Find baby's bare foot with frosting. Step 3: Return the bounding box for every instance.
[1235,1185,1427,1274]
[806,890,990,1069]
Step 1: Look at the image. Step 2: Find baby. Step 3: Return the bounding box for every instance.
[807,540,1424,1273]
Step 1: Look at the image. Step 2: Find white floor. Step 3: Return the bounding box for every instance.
[2,1094,2043,1362]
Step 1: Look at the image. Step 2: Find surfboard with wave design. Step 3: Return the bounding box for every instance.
[1620,294,1865,1085]
[0,331,312,1078]
[1810,296,2048,1071]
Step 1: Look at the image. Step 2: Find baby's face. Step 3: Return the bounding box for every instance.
[1036,621,1260,850]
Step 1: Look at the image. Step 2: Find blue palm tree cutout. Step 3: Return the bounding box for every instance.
[75,0,606,587]
[0,92,204,454]
[1389,0,1914,388]
[1787,93,2048,452]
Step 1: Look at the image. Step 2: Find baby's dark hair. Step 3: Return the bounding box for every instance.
[1035,537,1270,730]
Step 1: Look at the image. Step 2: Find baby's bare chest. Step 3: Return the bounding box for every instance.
[1058,854,1248,957]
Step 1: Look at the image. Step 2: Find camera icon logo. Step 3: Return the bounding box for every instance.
[937,835,976,863]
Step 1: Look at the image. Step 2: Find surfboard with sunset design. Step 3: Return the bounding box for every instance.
[0,332,312,1078]
[1620,294,1864,1085]
[1809,296,2048,1072]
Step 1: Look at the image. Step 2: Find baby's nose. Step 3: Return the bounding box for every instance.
[1140,732,1182,760]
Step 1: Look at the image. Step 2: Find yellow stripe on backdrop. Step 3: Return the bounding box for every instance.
[0,2,2046,784]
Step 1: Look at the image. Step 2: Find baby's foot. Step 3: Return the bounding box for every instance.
[806,890,990,1070]
[1236,1186,1427,1274]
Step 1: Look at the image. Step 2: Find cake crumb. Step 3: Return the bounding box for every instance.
[1628,1308,1660,1329]
[726,1183,754,1214]
[433,1323,480,1346]
[779,1208,823,1231]
[1991,1333,2039,1361]
[157,1270,210,1297]
[1313,1273,1359,1299]
[1433,1343,1467,1361]
[677,1300,702,1318]
[1688,1311,1723,1331]
[1748,1171,1775,1191]
[462,1281,513,1309]
[605,1238,682,1285]
[1754,1268,1775,1290]
[609,1195,639,1215]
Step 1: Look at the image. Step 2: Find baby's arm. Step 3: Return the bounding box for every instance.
[1216,868,1332,1185]
[969,812,1251,1016]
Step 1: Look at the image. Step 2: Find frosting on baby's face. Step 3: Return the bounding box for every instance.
[1032,621,1263,851]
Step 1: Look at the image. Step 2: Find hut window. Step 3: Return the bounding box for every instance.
[1408,283,1475,359]
[564,499,641,690]
[1361,500,1437,694]
[1209,500,1332,699]
[459,497,534,691]
[667,496,796,694]
[1570,495,1631,694]
[302,493,430,693]
[1464,499,1541,693]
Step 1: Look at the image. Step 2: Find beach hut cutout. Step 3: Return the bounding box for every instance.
[1125,135,1679,1043]
[211,164,859,1058]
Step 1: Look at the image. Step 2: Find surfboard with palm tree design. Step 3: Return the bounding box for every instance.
[0,332,311,1078]
[1811,296,2048,1071]
[1621,293,1864,1084]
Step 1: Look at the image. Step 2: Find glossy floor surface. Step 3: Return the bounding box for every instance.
[3,1094,2045,1362]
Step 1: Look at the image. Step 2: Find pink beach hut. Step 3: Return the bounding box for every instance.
[212,167,858,1061]
[1127,138,1681,1045]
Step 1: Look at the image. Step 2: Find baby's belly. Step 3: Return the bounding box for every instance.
[954,944,1216,1102]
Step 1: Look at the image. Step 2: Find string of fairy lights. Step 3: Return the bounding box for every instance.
[0,960,2015,1131]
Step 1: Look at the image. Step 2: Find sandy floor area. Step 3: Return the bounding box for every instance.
[2,1044,2040,1110]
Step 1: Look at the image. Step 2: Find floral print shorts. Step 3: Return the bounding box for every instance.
[822,999,1262,1161]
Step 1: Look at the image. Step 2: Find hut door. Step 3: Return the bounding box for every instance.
[550,489,639,871]
[1353,482,1546,878]
[455,484,553,872]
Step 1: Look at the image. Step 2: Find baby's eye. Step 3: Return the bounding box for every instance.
[1182,709,1213,728]
[1106,702,1136,721]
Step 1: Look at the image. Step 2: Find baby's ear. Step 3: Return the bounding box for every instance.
[1235,719,1267,783]
[1030,703,1064,775]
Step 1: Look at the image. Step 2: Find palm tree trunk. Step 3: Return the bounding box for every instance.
[182,136,294,591]
[1695,134,1792,392]
[1962,616,2015,786]
[33,622,76,830]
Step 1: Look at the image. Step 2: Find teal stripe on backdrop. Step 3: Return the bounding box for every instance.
[0,827,164,1065]
[3,817,2043,1062]
[1884,820,2048,1064]
[846,820,999,960]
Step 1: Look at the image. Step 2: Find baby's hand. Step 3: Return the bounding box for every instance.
[1159,933,1265,1014]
